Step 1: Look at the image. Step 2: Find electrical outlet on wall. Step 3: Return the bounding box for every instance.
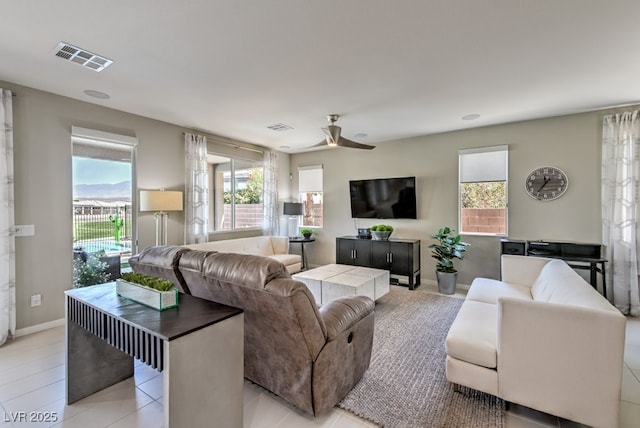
[30,294,41,307]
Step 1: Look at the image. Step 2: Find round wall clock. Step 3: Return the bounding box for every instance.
[525,166,568,201]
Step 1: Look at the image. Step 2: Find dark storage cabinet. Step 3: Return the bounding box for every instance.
[336,238,372,266]
[370,241,410,276]
[336,236,421,289]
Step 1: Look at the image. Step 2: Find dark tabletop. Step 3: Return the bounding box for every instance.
[289,237,315,243]
[65,283,243,341]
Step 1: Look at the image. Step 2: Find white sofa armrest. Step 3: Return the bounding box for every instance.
[497,297,626,428]
[500,255,551,286]
[269,236,290,255]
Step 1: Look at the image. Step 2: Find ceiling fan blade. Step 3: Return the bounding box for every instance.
[338,136,375,150]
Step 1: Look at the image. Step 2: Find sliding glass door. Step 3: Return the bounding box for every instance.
[71,131,137,285]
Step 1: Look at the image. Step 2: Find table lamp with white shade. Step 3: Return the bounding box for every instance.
[140,190,183,246]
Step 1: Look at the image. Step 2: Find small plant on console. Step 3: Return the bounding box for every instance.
[120,272,174,291]
[300,228,316,239]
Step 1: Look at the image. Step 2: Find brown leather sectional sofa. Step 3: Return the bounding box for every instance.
[129,245,375,416]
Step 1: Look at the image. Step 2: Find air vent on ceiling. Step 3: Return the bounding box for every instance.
[266,123,294,132]
[54,42,113,72]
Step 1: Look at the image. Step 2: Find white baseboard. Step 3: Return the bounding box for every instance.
[15,318,65,337]
[457,283,471,291]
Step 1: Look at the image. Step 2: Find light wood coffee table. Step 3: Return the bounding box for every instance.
[293,264,389,304]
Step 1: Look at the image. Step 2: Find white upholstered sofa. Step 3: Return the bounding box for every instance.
[183,236,301,274]
[445,255,626,428]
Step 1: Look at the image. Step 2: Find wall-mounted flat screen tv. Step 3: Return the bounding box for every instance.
[349,176,417,219]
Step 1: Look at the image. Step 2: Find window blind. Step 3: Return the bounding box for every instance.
[459,145,508,183]
[298,165,323,192]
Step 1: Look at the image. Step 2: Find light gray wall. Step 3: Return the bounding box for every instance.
[6,80,187,330]
[290,107,637,286]
[3,80,286,330]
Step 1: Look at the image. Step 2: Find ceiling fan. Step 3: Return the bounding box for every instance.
[312,115,375,150]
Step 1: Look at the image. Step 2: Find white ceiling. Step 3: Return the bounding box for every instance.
[1,1,639,153]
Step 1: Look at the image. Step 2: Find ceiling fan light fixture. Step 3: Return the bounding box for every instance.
[326,137,338,147]
[310,114,375,150]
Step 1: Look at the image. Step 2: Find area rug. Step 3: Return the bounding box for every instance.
[338,286,505,428]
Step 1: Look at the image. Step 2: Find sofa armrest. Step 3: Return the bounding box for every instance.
[497,297,626,428]
[269,236,289,255]
[129,246,191,294]
[313,296,375,414]
[319,296,374,340]
[500,255,551,286]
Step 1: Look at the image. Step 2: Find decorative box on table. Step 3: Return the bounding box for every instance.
[115,278,178,311]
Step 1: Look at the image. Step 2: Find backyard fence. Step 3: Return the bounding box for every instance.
[461,208,506,234]
[220,203,263,230]
[73,201,132,254]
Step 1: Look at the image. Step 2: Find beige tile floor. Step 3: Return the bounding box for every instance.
[0,286,638,427]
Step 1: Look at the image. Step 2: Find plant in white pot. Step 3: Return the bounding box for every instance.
[429,227,470,294]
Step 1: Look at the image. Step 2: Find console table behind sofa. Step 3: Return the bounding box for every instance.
[65,283,244,428]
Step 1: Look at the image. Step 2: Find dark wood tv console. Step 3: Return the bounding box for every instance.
[336,236,421,289]
[500,239,607,298]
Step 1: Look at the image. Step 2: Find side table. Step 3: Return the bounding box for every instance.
[289,237,315,270]
[65,283,244,428]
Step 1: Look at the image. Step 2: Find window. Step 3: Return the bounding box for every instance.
[458,146,508,235]
[209,155,263,231]
[299,165,323,228]
[71,127,137,288]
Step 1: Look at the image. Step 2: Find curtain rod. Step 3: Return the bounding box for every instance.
[182,132,264,154]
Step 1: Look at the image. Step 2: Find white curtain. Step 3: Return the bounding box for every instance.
[262,150,279,235]
[0,89,15,346]
[602,110,640,316]
[184,133,209,244]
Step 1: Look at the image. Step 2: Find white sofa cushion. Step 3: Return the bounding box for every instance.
[445,300,497,369]
[183,236,301,273]
[270,253,301,267]
[531,259,618,312]
[501,254,552,286]
[465,277,532,304]
[186,236,276,256]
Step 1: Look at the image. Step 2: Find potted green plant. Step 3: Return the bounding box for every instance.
[116,272,178,310]
[429,227,470,294]
[370,224,394,240]
[72,252,109,288]
[299,228,315,239]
